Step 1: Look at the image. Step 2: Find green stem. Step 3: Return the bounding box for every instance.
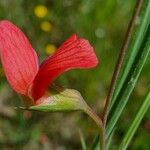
[84,105,105,150]
[102,0,144,126]
[110,0,150,110]
[119,88,150,150]
[106,25,150,139]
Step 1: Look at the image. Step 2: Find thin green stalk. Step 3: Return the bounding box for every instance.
[102,0,144,126]
[79,129,87,150]
[106,25,150,139]
[119,88,150,150]
[84,106,104,150]
[106,130,114,150]
[110,0,150,110]
[90,132,99,150]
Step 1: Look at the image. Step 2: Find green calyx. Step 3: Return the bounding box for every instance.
[26,86,88,112]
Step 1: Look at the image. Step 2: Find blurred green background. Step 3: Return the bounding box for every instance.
[0,0,149,149]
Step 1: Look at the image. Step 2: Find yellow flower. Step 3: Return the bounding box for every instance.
[45,44,57,55]
[41,21,52,32]
[34,5,48,18]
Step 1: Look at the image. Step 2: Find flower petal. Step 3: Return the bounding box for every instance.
[32,34,98,101]
[0,20,39,95]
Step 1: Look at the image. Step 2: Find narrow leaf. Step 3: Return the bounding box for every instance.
[110,0,150,109]
[79,129,87,150]
[106,130,114,150]
[91,132,99,150]
[106,25,150,139]
[119,88,150,150]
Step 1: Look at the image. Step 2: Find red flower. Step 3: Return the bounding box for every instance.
[0,20,98,104]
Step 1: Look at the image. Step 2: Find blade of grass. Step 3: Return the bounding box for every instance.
[90,132,99,150]
[119,88,150,150]
[91,130,115,150]
[106,24,150,139]
[102,0,144,126]
[79,129,87,150]
[110,0,150,110]
[106,130,114,150]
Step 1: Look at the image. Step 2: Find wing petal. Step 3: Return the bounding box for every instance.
[32,34,98,101]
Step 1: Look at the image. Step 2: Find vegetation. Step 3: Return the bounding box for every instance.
[0,0,149,149]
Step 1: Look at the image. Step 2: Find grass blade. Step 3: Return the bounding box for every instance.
[106,24,150,139]
[103,0,144,125]
[106,131,114,150]
[91,132,99,150]
[110,0,150,109]
[119,88,150,150]
[79,129,87,150]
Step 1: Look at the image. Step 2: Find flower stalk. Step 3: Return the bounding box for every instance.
[84,105,105,150]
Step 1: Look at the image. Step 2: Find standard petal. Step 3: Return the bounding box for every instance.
[32,34,98,101]
[0,20,39,95]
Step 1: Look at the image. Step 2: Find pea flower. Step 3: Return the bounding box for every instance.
[0,20,98,105]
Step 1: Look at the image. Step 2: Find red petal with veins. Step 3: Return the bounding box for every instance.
[32,34,98,101]
[0,20,39,95]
